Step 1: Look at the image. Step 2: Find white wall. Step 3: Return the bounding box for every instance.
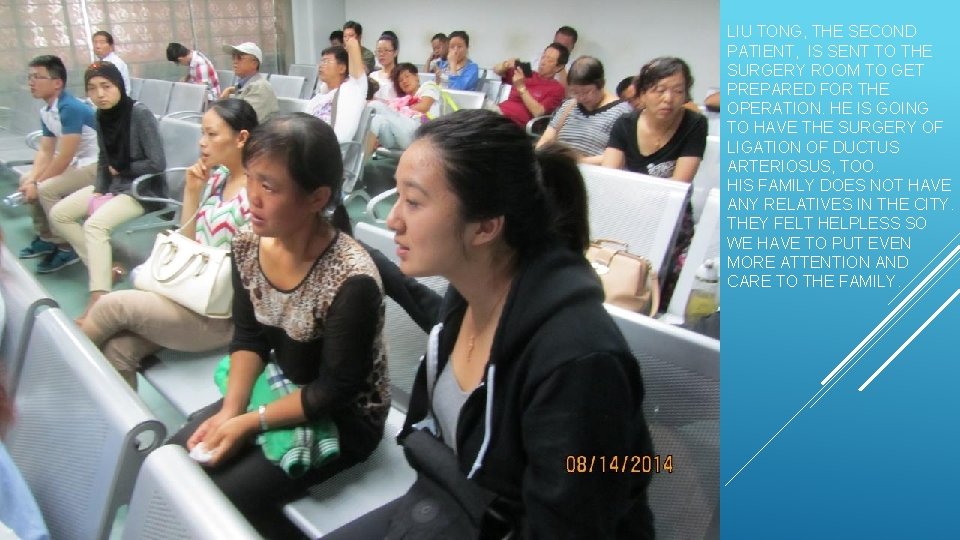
[292,0,346,65]
[328,0,720,99]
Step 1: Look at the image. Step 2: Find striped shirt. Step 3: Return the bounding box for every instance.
[195,166,250,247]
[188,50,221,101]
[549,98,633,158]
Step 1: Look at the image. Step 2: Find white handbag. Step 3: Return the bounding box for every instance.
[134,229,233,318]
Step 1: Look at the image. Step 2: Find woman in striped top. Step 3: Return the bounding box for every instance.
[536,56,632,164]
[81,100,258,387]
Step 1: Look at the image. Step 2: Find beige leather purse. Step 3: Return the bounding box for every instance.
[585,239,660,316]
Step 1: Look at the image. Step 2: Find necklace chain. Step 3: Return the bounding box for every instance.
[463,286,509,363]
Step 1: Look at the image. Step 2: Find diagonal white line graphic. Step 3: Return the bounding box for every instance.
[727,254,960,485]
[887,233,960,306]
[810,255,960,408]
[724,389,825,487]
[859,289,960,391]
[821,245,960,386]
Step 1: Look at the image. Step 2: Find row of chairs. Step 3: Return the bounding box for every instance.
[129,78,207,118]
[0,244,259,539]
[129,73,311,119]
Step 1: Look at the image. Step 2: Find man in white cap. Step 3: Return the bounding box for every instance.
[219,42,278,121]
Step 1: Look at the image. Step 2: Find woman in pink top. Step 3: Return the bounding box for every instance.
[81,100,258,387]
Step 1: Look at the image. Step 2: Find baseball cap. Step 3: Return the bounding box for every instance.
[223,42,263,63]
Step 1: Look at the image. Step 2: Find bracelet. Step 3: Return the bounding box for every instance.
[258,404,269,432]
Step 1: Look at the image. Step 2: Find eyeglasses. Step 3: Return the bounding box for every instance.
[568,86,598,101]
[25,73,54,81]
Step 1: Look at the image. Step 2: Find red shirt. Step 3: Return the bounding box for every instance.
[498,69,565,127]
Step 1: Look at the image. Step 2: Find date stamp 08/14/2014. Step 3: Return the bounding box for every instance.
[565,455,674,474]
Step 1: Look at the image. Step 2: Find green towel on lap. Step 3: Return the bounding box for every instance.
[214,356,340,478]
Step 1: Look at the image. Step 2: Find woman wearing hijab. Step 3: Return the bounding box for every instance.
[50,61,166,322]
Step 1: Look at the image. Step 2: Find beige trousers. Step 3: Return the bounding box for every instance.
[48,185,144,291]
[24,163,97,243]
[82,289,234,387]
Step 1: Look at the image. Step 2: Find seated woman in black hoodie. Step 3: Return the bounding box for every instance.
[330,109,654,539]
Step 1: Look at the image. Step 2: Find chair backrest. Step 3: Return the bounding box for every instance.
[288,63,319,99]
[341,105,375,196]
[277,96,310,114]
[497,83,512,103]
[129,77,144,100]
[152,116,202,204]
[605,304,719,540]
[483,79,502,107]
[122,445,262,539]
[6,307,166,540]
[353,223,448,408]
[216,69,236,89]
[167,82,206,115]
[138,79,174,116]
[579,164,689,273]
[0,245,57,392]
[705,111,720,137]
[440,89,486,115]
[691,135,720,223]
[268,74,306,99]
[667,188,720,322]
[4,87,44,135]
[158,116,202,170]
[417,72,436,87]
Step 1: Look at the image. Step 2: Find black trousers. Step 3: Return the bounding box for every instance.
[168,399,363,539]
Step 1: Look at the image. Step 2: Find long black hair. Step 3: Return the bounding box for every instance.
[208,99,258,134]
[413,109,588,259]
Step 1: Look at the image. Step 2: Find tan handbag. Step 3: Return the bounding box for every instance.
[585,239,660,316]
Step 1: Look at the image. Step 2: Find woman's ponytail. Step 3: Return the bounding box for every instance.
[535,142,589,253]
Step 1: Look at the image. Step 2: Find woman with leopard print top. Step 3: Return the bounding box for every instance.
[169,113,388,536]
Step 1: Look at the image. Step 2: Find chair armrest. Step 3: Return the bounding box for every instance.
[25,130,43,150]
[163,111,204,122]
[0,106,11,130]
[374,147,403,160]
[130,167,189,205]
[525,115,551,137]
[365,187,397,224]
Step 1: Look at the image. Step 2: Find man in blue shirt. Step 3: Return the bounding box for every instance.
[17,55,99,273]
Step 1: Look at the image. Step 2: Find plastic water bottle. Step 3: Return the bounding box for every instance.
[439,72,450,88]
[685,257,720,323]
[2,192,25,207]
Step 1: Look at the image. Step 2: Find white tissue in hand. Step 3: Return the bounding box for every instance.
[189,442,214,463]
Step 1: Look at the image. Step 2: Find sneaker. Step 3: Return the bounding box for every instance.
[37,248,80,273]
[18,236,57,259]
